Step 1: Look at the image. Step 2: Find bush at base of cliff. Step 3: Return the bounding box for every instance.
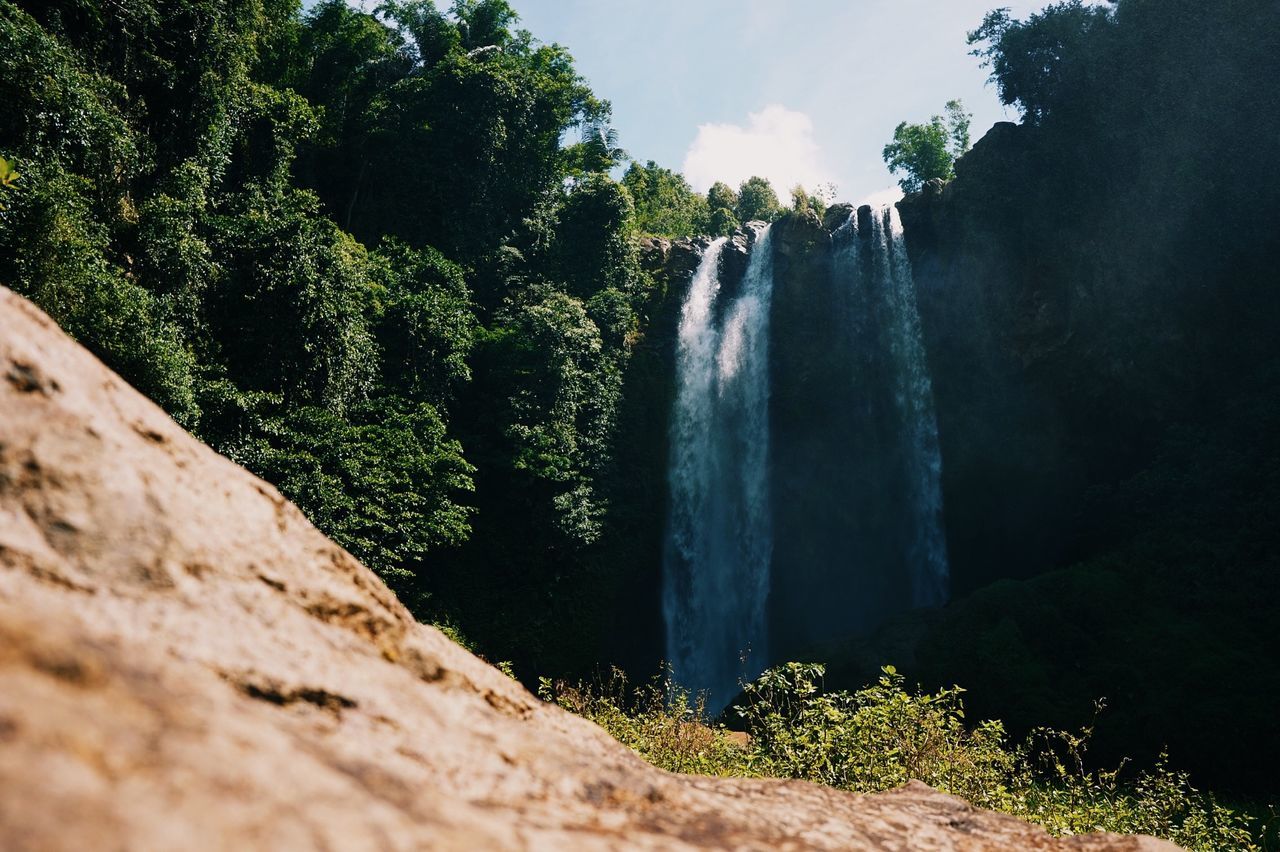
[543,664,1263,851]
[541,669,758,778]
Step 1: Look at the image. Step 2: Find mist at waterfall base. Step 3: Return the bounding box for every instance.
[662,209,949,714]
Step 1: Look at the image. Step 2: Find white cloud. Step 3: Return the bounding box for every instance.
[681,105,831,200]
[855,186,904,209]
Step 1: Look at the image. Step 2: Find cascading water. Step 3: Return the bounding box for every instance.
[831,206,949,609]
[662,209,946,707]
[663,227,775,714]
[877,206,949,606]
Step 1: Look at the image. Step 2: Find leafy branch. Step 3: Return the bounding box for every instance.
[0,156,19,210]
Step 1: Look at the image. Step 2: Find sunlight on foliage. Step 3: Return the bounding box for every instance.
[882,100,972,193]
[0,155,17,210]
[544,664,1263,851]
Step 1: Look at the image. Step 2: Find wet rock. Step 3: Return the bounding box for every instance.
[823,202,856,233]
[720,231,751,296]
[857,204,875,237]
[664,237,706,282]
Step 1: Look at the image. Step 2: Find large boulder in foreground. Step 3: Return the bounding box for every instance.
[0,287,1175,850]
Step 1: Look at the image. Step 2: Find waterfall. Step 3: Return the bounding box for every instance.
[662,210,945,709]
[663,227,775,714]
[835,206,950,608]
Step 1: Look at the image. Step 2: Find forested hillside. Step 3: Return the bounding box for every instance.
[0,0,714,673]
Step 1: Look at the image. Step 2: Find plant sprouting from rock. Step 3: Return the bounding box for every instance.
[882,100,973,193]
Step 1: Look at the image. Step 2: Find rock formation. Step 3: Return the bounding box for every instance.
[0,286,1176,850]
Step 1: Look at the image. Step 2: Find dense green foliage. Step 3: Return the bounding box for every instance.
[0,0,657,666]
[734,176,783,224]
[620,167,788,239]
[622,161,707,239]
[704,181,740,236]
[545,665,1263,850]
[882,100,972,193]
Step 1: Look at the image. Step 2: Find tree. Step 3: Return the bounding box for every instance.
[485,287,622,546]
[240,396,475,585]
[204,187,379,415]
[450,0,519,51]
[371,239,477,406]
[736,176,781,223]
[372,0,457,67]
[621,160,708,238]
[790,184,827,218]
[707,181,737,213]
[967,2,1116,125]
[551,173,636,300]
[882,100,973,193]
[703,181,739,236]
[565,119,627,178]
[2,164,201,424]
[290,0,603,262]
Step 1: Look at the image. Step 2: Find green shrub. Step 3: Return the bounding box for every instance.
[540,668,759,778]
[741,664,1015,806]
[545,663,1263,851]
[882,99,972,193]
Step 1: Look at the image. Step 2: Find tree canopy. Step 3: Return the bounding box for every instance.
[0,0,651,670]
[882,100,972,193]
[622,161,707,239]
[967,2,1117,126]
[735,177,783,224]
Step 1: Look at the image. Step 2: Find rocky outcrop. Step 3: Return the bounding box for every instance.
[0,288,1181,850]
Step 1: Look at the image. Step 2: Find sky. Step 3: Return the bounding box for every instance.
[510,0,1068,206]
[324,0,1067,206]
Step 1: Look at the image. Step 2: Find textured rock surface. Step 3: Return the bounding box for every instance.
[0,287,1177,850]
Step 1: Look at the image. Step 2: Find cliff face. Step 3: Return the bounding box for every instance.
[899,120,1280,592]
[596,235,707,675]
[621,217,936,666]
[897,123,1100,591]
[891,121,1280,794]
[2,285,1182,850]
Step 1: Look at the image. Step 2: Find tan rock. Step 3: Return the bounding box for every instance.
[0,287,1178,851]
